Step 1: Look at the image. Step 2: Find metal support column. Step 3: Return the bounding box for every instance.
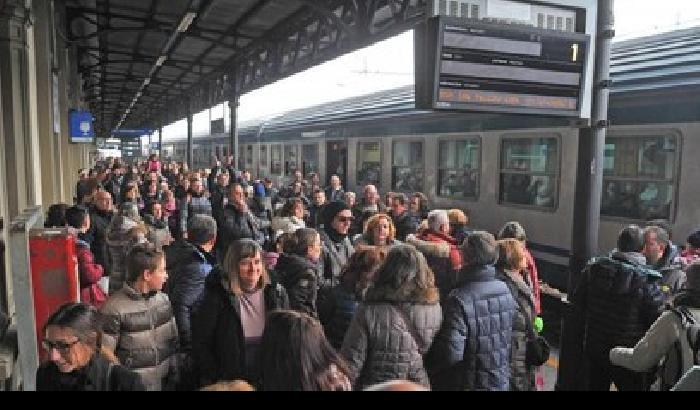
[558,0,614,391]
[158,124,163,159]
[229,97,239,168]
[186,101,193,169]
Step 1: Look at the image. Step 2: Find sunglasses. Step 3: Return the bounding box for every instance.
[336,216,355,223]
[42,339,80,354]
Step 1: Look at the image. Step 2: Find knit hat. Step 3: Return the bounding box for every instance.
[688,230,700,249]
[321,201,351,227]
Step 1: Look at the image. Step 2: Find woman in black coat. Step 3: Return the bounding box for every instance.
[275,228,321,318]
[36,303,144,391]
[191,239,289,388]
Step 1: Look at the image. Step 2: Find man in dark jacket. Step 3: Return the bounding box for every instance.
[351,184,386,236]
[166,214,217,352]
[307,189,326,229]
[217,183,264,260]
[426,231,516,391]
[89,190,115,275]
[643,225,686,301]
[324,174,345,203]
[209,171,230,226]
[571,224,664,391]
[390,193,417,241]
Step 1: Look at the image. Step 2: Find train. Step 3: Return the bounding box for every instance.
[160,26,700,291]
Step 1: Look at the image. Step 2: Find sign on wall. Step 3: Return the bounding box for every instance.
[69,110,94,143]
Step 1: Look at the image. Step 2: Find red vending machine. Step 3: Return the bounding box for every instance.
[28,228,80,362]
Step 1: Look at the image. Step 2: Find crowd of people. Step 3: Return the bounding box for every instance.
[35,153,700,391]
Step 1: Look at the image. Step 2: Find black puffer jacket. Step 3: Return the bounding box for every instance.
[571,251,664,361]
[217,205,264,257]
[319,285,360,350]
[37,354,145,391]
[191,267,289,387]
[89,208,114,273]
[426,266,516,391]
[276,253,319,318]
[392,211,417,242]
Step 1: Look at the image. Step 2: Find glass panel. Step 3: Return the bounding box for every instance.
[245,145,253,167]
[438,139,480,198]
[499,174,556,207]
[601,180,673,220]
[501,138,557,174]
[499,137,558,208]
[357,141,382,186]
[259,145,268,167]
[601,135,677,220]
[284,144,298,175]
[271,144,282,175]
[302,144,318,176]
[392,141,424,191]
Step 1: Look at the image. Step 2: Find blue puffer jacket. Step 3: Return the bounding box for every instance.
[165,240,216,351]
[426,265,516,391]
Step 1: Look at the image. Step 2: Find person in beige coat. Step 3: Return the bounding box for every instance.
[610,262,700,390]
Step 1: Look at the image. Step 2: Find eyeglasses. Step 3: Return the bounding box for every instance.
[42,339,80,354]
[336,216,355,223]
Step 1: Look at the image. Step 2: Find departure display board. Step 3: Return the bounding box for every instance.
[415,16,590,117]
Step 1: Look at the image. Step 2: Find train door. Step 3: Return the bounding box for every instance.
[326,140,347,186]
[284,144,299,181]
[302,144,319,178]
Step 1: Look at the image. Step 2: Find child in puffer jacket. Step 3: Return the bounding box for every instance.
[66,206,107,308]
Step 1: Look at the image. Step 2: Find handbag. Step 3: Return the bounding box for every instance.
[510,282,551,367]
[525,333,551,367]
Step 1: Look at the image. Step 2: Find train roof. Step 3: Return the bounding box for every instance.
[611,25,700,94]
[166,25,700,143]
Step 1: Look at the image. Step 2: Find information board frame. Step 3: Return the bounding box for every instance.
[416,15,591,118]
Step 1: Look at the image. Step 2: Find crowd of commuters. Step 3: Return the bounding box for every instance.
[36,153,700,391]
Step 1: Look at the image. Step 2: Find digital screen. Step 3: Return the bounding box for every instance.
[416,16,590,117]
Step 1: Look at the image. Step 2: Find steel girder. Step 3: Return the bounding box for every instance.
[151,0,427,128]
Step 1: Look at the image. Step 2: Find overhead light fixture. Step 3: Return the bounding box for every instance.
[156,55,167,67]
[177,11,197,33]
[143,78,151,86]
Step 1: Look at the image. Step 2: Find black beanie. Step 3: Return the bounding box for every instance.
[322,201,351,227]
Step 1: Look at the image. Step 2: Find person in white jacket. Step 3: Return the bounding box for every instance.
[610,262,700,390]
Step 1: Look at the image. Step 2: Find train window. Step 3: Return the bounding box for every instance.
[357,141,382,186]
[260,145,268,167]
[302,144,318,177]
[392,141,424,192]
[284,144,299,175]
[438,138,480,199]
[601,134,678,221]
[271,144,282,175]
[245,145,253,168]
[499,137,558,209]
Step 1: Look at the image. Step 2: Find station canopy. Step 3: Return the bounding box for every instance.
[65,0,428,137]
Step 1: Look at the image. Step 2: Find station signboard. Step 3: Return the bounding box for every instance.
[69,110,94,143]
[416,16,590,117]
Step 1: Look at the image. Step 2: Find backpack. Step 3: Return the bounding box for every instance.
[661,306,700,390]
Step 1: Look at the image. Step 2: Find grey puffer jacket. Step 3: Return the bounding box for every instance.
[340,284,442,389]
[105,215,142,294]
[496,269,537,391]
[101,284,180,391]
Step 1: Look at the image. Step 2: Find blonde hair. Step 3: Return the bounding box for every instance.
[199,380,256,391]
[495,238,526,272]
[364,213,396,243]
[223,239,270,295]
[447,209,468,226]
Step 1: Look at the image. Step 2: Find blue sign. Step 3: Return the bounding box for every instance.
[69,110,94,143]
[111,128,155,137]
